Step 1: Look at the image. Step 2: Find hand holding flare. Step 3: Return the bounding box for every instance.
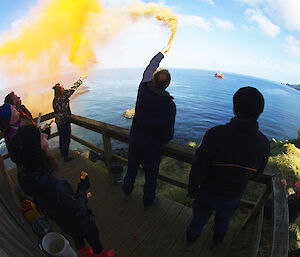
[161,45,171,54]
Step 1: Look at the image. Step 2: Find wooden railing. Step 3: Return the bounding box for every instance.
[0,112,289,257]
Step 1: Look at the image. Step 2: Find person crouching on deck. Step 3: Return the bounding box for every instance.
[9,125,115,257]
[184,87,270,252]
[122,45,176,207]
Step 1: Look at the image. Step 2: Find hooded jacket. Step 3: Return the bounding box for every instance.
[18,168,94,236]
[130,52,176,150]
[188,116,270,200]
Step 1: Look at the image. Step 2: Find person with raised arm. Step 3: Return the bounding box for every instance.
[122,45,176,208]
[52,77,85,162]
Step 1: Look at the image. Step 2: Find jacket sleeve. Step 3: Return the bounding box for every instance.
[65,89,75,98]
[141,52,164,83]
[57,180,89,218]
[160,104,176,145]
[258,141,270,174]
[188,128,217,195]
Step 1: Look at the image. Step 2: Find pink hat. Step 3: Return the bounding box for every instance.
[294,181,300,187]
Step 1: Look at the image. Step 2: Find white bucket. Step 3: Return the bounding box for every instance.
[42,232,77,257]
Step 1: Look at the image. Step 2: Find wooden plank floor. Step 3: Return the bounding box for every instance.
[8,149,239,257]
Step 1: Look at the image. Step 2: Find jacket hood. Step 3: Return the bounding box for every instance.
[229,116,258,135]
[147,83,173,99]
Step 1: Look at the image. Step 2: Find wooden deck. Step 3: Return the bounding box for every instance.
[9,149,238,257]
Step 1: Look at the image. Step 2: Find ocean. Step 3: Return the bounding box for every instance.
[1,68,300,158]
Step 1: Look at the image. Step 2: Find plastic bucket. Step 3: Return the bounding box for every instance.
[110,166,124,184]
[42,232,77,257]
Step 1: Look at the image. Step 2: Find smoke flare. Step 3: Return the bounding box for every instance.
[0,0,178,89]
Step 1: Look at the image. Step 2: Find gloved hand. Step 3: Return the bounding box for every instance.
[77,172,90,192]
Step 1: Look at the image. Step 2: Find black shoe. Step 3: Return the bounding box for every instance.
[144,197,159,209]
[64,157,75,162]
[210,232,225,253]
[183,227,197,251]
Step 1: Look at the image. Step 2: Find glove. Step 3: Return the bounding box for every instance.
[77,172,90,192]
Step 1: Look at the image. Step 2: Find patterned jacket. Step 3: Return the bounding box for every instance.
[52,89,75,124]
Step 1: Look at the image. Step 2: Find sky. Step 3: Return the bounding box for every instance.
[1,0,300,89]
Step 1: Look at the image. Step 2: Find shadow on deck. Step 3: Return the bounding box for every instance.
[9,148,238,257]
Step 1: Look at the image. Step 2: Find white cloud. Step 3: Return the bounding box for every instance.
[263,0,300,31]
[240,0,300,32]
[179,15,213,31]
[284,36,300,58]
[246,8,280,37]
[212,17,235,31]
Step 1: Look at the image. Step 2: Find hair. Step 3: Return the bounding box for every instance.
[233,87,264,120]
[4,92,15,105]
[152,68,171,90]
[53,83,63,97]
[9,125,57,172]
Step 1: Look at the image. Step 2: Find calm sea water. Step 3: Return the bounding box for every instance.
[1,68,300,158]
[68,68,300,146]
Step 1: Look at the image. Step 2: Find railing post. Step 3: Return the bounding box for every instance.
[242,180,272,229]
[102,132,113,171]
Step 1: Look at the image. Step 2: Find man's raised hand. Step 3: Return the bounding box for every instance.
[160,45,171,54]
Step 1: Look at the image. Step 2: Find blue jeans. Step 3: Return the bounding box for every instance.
[57,122,71,160]
[186,190,240,241]
[122,142,161,206]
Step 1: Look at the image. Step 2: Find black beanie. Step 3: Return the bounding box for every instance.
[10,125,42,167]
[233,87,264,119]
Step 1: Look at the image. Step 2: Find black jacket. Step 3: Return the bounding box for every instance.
[130,52,176,150]
[188,116,270,200]
[18,168,94,236]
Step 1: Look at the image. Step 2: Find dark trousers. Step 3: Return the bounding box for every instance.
[72,222,103,254]
[186,190,240,242]
[122,142,161,206]
[57,122,71,160]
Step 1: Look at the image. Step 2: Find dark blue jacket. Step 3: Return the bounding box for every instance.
[130,52,176,150]
[189,117,270,200]
[18,168,94,236]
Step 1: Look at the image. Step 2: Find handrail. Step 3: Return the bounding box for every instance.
[0,112,289,257]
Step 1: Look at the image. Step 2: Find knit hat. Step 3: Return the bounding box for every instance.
[233,87,264,119]
[9,125,42,167]
[0,104,12,123]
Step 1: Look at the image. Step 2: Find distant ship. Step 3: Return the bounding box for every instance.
[214,72,224,78]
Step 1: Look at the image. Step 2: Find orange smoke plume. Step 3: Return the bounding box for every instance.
[0,0,178,89]
[127,2,178,46]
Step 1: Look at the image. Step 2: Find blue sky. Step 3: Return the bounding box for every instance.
[1,0,300,86]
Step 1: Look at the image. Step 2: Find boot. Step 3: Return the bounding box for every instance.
[78,245,94,257]
[95,248,116,257]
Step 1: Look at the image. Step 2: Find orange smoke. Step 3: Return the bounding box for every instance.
[0,0,178,87]
[127,2,178,46]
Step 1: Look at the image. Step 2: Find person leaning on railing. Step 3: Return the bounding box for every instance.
[185,87,270,252]
[9,125,115,257]
[122,45,176,208]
